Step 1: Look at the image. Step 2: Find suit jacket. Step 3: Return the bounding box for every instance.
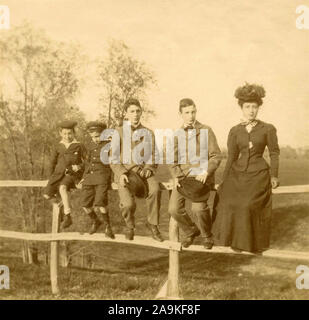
[170,120,222,186]
[110,123,158,183]
[47,141,86,185]
[223,120,280,180]
[82,139,112,185]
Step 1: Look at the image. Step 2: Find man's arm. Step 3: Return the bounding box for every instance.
[144,128,158,175]
[109,128,129,180]
[207,127,222,176]
[169,134,185,178]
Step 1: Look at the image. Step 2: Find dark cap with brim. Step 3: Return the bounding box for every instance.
[58,120,77,129]
[86,121,106,133]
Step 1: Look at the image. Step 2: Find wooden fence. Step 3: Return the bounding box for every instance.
[0,180,309,299]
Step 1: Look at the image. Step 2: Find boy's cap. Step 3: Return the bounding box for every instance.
[86,121,106,133]
[58,120,77,129]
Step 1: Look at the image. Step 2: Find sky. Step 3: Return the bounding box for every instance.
[3,0,309,148]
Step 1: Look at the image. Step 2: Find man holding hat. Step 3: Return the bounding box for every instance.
[80,121,114,237]
[110,98,163,242]
[43,120,85,229]
[168,98,222,249]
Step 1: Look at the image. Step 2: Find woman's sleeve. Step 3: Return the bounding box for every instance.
[222,128,239,181]
[266,124,280,178]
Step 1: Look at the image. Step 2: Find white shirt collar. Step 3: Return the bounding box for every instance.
[60,139,78,149]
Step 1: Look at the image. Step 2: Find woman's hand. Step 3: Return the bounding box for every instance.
[119,174,129,187]
[271,177,280,189]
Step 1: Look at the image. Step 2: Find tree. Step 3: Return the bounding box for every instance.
[97,39,156,127]
[0,22,86,263]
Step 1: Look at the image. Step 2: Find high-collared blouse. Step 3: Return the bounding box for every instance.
[223,120,280,180]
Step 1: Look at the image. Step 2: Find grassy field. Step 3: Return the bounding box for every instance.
[0,159,309,299]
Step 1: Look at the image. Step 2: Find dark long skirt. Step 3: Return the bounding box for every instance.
[212,168,272,253]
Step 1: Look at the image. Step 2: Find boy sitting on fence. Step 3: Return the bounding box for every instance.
[43,120,85,229]
[79,121,114,237]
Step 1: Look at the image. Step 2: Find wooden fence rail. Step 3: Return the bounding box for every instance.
[0,181,309,298]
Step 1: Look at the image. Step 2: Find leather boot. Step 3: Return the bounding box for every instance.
[125,227,134,240]
[145,222,164,242]
[88,211,102,235]
[181,228,201,248]
[101,213,115,239]
[203,236,214,250]
[62,214,72,229]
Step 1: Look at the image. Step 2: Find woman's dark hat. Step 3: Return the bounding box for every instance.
[126,170,148,198]
[234,83,266,106]
[86,121,106,133]
[58,120,77,129]
[177,176,211,202]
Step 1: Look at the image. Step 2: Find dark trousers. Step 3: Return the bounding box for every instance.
[168,188,212,238]
[80,184,109,208]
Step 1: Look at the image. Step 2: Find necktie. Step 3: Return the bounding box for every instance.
[184,125,194,130]
[240,119,258,127]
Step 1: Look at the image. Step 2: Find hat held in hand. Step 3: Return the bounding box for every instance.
[126,170,149,199]
[177,176,211,202]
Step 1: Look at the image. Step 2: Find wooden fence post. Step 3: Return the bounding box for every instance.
[50,203,60,295]
[167,217,181,298]
[155,216,181,300]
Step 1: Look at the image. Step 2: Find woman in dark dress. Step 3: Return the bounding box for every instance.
[212,83,280,253]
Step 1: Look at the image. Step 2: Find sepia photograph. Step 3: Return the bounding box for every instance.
[0,0,308,302]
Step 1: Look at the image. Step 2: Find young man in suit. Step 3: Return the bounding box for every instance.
[80,121,114,237]
[110,98,163,242]
[168,98,222,249]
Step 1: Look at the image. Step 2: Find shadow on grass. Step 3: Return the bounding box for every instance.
[270,201,309,251]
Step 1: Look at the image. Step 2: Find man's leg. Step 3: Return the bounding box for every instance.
[192,200,214,249]
[144,176,164,241]
[118,185,136,240]
[145,176,161,225]
[168,189,200,247]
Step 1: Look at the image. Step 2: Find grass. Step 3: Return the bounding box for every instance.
[0,159,309,299]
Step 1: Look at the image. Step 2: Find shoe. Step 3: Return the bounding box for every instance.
[100,214,115,239]
[89,219,102,235]
[203,237,214,250]
[62,214,72,229]
[125,228,134,240]
[181,228,201,248]
[105,224,115,239]
[145,222,164,242]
